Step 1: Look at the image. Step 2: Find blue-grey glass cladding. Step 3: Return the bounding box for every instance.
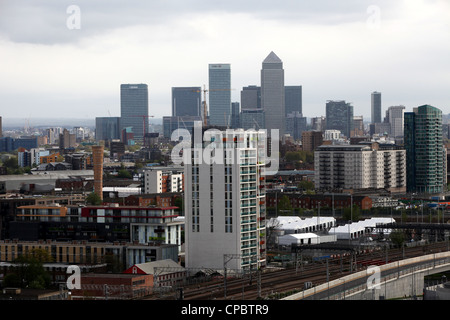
[95,117,121,141]
[285,86,302,116]
[172,87,202,117]
[326,100,354,138]
[120,84,149,141]
[208,64,231,126]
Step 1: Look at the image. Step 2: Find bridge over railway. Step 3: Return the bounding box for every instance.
[283,250,450,300]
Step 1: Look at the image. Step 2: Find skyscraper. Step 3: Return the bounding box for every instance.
[371,91,382,124]
[172,87,202,117]
[184,128,267,271]
[120,84,149,142]
[404,105,445,193]
[285,86,302,116]
[208,64,231,126]
[326,100,354,138]
[261,51,285,136]
[231,102,240,129]
[286,112,307,141]
[387,105,405,138]
[95,117,121,142]
[240,109,265,130]
[240,86,261,109]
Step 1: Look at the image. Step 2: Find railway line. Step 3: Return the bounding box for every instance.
[177,241,450,300]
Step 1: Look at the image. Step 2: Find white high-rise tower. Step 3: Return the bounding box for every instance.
[184,127,267,271]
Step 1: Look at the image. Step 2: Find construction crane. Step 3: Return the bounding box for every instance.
[194,85,234,126]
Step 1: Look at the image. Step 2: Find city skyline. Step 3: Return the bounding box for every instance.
[1,1,449,121]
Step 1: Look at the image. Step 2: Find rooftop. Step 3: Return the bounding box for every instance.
[263,51,282,64]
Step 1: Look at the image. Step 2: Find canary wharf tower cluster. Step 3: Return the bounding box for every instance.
[171,51,445,272]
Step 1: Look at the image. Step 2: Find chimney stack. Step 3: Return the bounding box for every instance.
[92,145,104,200]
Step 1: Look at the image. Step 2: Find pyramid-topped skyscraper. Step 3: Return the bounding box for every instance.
[261,51,285,136]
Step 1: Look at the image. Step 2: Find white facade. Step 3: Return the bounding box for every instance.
[267,216,336,235]
[329,217,395,240]
[18,148,50,167]
[185,129,267,271]
[144,167,183,194]
[324,130,341,141]
[145,170,162,193]
[314,143,406,192]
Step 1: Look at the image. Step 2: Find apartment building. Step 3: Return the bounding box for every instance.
[11,204,184,250]
[184,128,267,271]
[0,239,178,270]
[314,142,406,193]
[143,167,184,194]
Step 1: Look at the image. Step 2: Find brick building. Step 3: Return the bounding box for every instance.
[266,192,372,211]
[69,273,153,300]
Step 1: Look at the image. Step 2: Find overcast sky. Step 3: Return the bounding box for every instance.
[1,0,449,123]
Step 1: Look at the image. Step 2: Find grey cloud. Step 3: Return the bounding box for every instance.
[0,0,392,45]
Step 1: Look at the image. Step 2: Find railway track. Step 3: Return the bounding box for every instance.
[178,241,450,300]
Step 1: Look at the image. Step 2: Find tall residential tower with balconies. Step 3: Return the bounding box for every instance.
[184,127,267,271]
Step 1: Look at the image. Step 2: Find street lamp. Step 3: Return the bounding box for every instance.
[350,194,353,222]
[318,201,321,232]
[332,192,335,219]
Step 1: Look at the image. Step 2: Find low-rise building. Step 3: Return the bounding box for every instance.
[12,204,184,249]
[123,259,186,288]
[143,166,184,194]
[69,273,153,300]
[0,239,179,269]
[266,192,373,211]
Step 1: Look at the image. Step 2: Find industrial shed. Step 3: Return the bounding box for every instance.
[267,216,336,235]
[329,218,396,240]
[277,233,320,246]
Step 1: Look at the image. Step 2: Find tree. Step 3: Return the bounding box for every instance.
[277,195,293,215]
[342,205,361,222]
[298,180,314,191]
[117,162,132,179]
[117,168,132,179]
[390,230,406,248]
[86,192,102,205]
[7,249,53,289]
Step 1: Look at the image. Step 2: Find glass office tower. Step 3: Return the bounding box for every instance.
[208,64,231,126]
[325,100,354,138]
[172,87,202,117]
[371,91,382,124]
[261,51,285,136]
[285,86,302,116]
[404,105,445,193]
[120,84,149,142]
[95,117,121,142]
